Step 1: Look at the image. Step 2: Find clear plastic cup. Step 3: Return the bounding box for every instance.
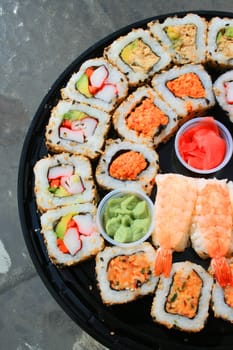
[96,189,154,247]
[174,117,233,175]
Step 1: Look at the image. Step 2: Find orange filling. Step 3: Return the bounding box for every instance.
[107,252,152,290]
[126,98,168,137]
[224,263,233,307]
[165,270,202,319]
[109,151,147,180]
[166,72,206,98]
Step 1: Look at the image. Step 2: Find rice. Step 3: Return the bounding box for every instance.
[211,257,233,323]
[61,57,128,112]
[207,17,233,68]
[151,64,215,121]
[151,261,213,332]
[112,86,179,147]
[104,28,171,86]
[95,139,159,195]
[34,153,96,212]
[95,242,158,305]
[40,203,104,266]
[213,70,233,122]
[45,100,111,159]
[149,13,207,65]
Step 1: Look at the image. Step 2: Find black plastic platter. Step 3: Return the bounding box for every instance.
[18,10,233,350]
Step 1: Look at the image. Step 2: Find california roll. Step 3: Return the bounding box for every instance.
[46,100,111,158]
[34,153,96,212]
[61,58,128,112]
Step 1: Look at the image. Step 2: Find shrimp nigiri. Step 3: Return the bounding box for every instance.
[191,179,233,287]
[152,174,197,277]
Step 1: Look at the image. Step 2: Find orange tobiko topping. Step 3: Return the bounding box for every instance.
[166,72,206,98]
[109,151,147,180]
[126,98,168,137]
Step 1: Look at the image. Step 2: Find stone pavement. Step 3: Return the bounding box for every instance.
[1,1,233,349]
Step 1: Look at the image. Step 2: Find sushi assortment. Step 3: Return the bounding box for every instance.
[32,12,233,333]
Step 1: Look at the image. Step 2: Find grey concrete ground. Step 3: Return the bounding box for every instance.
[1,1,233,349]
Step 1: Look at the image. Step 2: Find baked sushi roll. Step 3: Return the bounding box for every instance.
[151,64,215,121]
[211,258,233,323]
[112,86,179,147]
[151,261,213,332]
[104,28,171,86]
[45,100,111,159]
[40,203,104,266]
[61,58,128,112]
[95,139,159,195]
[149,13,207,65]
[34,153,96,212]
[95,242,159,305]
[213,70,233,122]
[207,17,233,68]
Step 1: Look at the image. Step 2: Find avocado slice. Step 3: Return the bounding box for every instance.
[120,39,138,63]
[75,73,92,98]
[54,186,70,197]
[55,213,74,239]
[165,26,180,41]
[225,26,233,38]
[63,110,87,121]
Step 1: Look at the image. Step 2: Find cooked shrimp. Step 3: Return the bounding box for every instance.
[191,179,233,287]
[153,174,197,277]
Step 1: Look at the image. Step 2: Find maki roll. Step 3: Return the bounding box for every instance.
[207,17,233,68]
[95,139,159,195]
[95,242,158,305]
[112,86,179,147]
[151,64,215,121]
[34,153,96,212]
[45,100,111,159]
[61,58,128,112]
[213,70,233,122]
[149,13,207,65]
[211,258,233,323]
[151,261,213,332]
[40,203,104,266]
[104,28,171,86]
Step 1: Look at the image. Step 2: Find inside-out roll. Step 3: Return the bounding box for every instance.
[211,258,233,323]
[40,203,104,266]
[61,57,128,113]
[95,242,158,305]
[149,13,207,65]
[151,261,213,332]
[207,17,233,68]
[112,86,179,147]
[95,139,159,195]
[34,153,96,212]
[46,100,111,159]
[104,28,171,86]
[213,70,233,122]
[151,64,215,121]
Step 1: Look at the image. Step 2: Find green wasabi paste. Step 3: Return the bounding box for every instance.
[103,194,151,243]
